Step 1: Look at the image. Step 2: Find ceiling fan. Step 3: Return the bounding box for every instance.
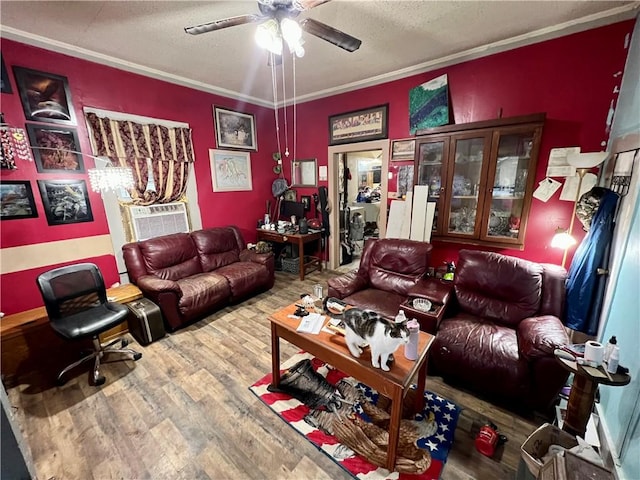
[184,0,362,55]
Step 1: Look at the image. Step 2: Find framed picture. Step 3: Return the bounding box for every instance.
[1,181,38,220]
[409,74,449,134]
[26,123,84,173]
[213,106,257,151]
[209,149,253,192]
[37,179,93,225]
[291,158,317,187]
[1,54,12,94]
[12,66,76,125]
[284,189,297,202]
[329,104,388,146]
[391,139,416,161]
[301,195,311,212]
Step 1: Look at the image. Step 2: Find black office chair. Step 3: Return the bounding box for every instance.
[36,263,142,386]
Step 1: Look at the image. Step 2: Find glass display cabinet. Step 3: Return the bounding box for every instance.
[414,113,545,248]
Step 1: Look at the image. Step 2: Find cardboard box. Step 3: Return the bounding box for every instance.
[537,451,613,480]
[521,423,579,476]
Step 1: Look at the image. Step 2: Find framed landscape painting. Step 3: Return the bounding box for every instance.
[0,181,38,220]
[37,179,93,225]
[13,66,76,125]
[26,123,84,173]
[209,149,253,192]
[213,106,257,151]
[329,104,388,146]
[409,74,449,134]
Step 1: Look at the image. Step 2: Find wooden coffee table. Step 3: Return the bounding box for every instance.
[269,303,435,471]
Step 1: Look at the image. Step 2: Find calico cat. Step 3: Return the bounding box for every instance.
[340,308,410,371]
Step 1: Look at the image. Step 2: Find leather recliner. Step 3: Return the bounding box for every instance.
[429,249,570,412]
[327,238,434,321]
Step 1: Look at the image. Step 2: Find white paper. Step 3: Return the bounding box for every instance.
[318,165,328,181]
[296,313,325,334]
[546,165,576,177]
[613,150,637,175]
[560,173,597,201]
[532,177,562,202]
[549,147,581,166]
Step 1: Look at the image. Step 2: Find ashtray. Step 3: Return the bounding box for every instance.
[412,298,432,312]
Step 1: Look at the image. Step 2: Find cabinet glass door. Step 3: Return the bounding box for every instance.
[416,139,448,233]
[446,136,485,236]
[485,131,535,240]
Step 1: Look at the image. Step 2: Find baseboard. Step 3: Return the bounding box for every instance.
[595,403,621,480]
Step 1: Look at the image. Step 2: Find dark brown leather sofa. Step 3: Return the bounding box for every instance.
[430,249,570,412]
[122,226,274,331]
[327,238,436,322]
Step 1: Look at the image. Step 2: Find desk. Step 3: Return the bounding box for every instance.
[269,302,434,471]
[256,229,322,280]
[1,283,142,386]
[556,356,631,438]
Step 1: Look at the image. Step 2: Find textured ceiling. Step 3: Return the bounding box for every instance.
[1,1,638,107]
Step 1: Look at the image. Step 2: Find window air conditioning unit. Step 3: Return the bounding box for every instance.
[124,202,190,242]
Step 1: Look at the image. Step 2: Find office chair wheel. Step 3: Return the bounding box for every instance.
[121,338,129,348]
[133,352,142,361]
[94,374,106,386]
[56,376,68,386]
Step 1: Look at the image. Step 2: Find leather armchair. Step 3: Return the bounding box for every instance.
[429,250,570,412]
[327,238,433,321]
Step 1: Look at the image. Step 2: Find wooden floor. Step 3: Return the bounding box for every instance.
[6,270,540,480]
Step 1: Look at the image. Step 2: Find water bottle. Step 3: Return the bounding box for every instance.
[404,318,420,360]
[607,345,619,374]
[395,309,407,324]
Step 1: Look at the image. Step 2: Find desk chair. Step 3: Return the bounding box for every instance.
[36,263,142,386]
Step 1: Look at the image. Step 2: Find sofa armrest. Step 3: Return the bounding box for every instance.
[408,278,453,305]
[240,249,273,268]
[136,275,182,297]
[518,315,569,360]
[327,272,368,299]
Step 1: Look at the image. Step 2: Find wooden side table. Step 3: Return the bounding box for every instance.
[556,355,631,438]
[1,283,143,386]
[256,229,322,280]
[401,278,453,333]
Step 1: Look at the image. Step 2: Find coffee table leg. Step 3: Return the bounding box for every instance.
[413,356,428,414]
[387,387,402,471]
[271,323,281,386]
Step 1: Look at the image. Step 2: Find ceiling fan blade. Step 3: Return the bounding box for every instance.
[185,14,261,35]
[299,18,361,52]
[294,0,332,10]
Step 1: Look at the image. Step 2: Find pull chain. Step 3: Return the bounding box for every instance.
[281,53,289,158]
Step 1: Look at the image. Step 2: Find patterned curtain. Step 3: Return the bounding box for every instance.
[85,112,195,205]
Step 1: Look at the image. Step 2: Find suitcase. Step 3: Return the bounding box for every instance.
[126,298,166,345]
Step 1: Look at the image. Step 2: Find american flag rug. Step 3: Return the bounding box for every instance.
[249,351,461,480]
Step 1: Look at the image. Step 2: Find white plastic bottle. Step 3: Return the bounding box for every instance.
[404,318,420,360]
[603,336,617,364]
[607,345,619,374]
[395,309,407,324]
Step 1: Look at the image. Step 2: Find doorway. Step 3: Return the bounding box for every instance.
[327,139,390,271]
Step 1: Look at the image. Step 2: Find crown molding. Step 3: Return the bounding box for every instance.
[291,3,640,106]
[0,26,275,109]
[2,2,638,110]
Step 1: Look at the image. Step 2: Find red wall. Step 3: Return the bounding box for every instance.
[283,20,634,267]
[1,20,635,313]
[1,39,277,314]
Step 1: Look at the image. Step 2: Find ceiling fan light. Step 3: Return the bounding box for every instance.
[281,18,302,44]
[255,19,282,55]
